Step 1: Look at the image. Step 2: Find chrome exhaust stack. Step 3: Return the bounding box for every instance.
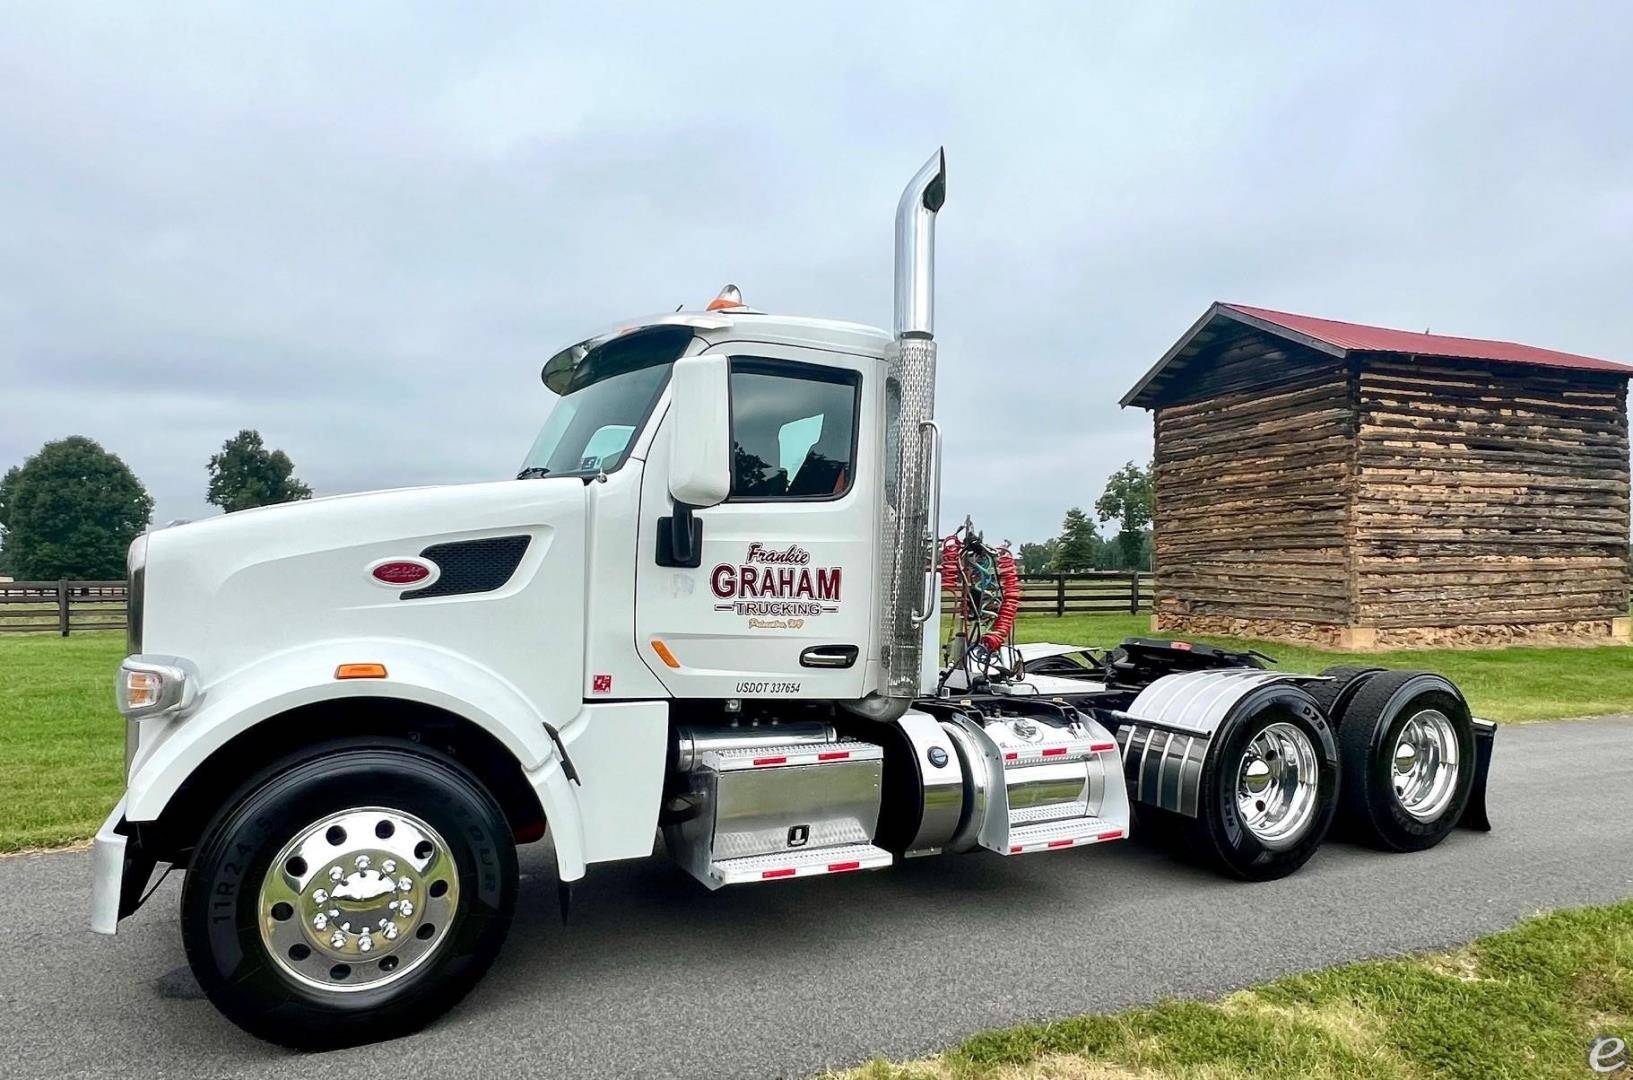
[878,149,947,702]
[893,149,947,339]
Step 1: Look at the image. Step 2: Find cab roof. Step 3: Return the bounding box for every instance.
[542,309,892,392]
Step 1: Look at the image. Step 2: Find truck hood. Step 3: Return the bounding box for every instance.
[140,478,588,687]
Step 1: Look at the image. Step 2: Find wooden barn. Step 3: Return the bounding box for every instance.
[1122,303,1633,648]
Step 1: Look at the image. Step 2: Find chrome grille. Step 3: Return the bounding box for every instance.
[125,543,145,656]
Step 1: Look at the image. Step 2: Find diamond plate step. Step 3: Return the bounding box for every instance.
[699,740,884,773]
[710,842,893,885]
[1003,816,1125,855]
[1000,736,1118,768]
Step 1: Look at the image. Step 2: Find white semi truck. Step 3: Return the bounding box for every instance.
[91,151,1494,1048]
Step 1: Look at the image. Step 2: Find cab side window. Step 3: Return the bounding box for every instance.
[728,360,860,500]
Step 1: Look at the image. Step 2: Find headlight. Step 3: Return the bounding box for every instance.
[115,656,199,720]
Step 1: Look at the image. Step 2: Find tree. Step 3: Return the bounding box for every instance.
[0,437,153,579]
[0,467,16,576]
[1095,461,1154,570]
[207,430,312,513]
[1017,540,1057,576]
[1051,507,1101,572]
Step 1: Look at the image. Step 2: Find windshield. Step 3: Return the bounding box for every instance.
[520,326,691,478]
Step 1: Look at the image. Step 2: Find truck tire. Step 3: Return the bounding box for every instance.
[1305,666,1384,728]
[1158,691,1340,881]
[1335,671,1476,852]
[180,742,518,1049]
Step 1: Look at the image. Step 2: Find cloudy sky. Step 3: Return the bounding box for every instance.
[4,4,1631,542]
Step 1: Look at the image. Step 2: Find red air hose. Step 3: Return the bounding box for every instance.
[980,548,1021,652]
[942,531,1021,653]
[940,534,964,593]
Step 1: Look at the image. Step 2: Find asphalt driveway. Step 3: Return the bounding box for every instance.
[3,715,1630,1079]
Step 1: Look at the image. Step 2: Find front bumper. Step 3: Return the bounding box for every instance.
[90,797,156,935]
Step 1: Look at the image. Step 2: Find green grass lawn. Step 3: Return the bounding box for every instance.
[0,614,1630,852]
[833,897,1633,1080]
[1007,613,1633,723]
[0,631,126,852]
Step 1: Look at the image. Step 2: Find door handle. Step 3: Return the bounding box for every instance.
[800,645,859,669]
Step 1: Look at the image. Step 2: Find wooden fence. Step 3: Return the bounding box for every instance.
[0,571,1148,636]
[0,580,128,635]
[944,572,1152,616]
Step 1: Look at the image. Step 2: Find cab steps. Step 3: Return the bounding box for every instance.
[935,705,1133,858]
[665,736,890,890]
[711,841,894,885]
[1004,815,1125,854]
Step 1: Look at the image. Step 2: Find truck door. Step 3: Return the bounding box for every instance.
[635,345,879,700]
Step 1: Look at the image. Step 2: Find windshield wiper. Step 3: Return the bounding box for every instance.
[516,466,552,479]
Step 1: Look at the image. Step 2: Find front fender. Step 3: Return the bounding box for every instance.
[125,638,575,838]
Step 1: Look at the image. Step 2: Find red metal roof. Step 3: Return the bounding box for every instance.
[1223,303,1633,375]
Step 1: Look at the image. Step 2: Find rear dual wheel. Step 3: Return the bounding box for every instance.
[1152,690,1341,881]
[181,743,518,1049]
[1333,671,1476,852]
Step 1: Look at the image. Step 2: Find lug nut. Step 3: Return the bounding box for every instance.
[355,855,370,869]
[312,889,328,904]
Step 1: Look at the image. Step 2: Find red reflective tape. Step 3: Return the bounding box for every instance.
[1090,742,1116,753]
[752,756,787,766]
[1041,747,1067,758]
[761,867,796,879]
[1003,751,1018,761]
[1009,845,1023,853]
[826,861,861,873]
[817,751,850,761]
[1047,838,1075,849]
[1097,829,1124,841]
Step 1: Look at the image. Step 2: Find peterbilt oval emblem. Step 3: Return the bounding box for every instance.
[368,558,436,587]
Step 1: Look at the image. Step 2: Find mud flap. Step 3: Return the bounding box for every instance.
[1458,718,1496,832]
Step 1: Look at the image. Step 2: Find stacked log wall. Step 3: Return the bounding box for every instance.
[1351,355,1631,642]
[1152,349,1354,632]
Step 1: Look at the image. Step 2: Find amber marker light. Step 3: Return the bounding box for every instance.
[335,663,389,680]
[650,640,681,669]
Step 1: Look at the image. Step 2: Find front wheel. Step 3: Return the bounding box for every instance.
[181,743,518,1049]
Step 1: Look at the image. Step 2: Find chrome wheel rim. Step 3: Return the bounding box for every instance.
[1392,709,1460,822]
[258,807,460,993]
[1236,722,1320,850]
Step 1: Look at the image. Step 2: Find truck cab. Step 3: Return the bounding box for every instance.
[530,306,927,705]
